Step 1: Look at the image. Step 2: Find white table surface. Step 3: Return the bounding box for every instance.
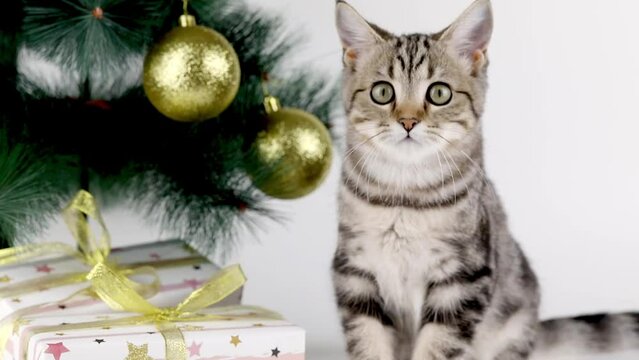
[309,350,639,360]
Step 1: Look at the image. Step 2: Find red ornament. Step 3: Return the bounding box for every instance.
[85,100,111,111]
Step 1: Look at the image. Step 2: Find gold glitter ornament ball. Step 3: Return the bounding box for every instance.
[250,103,333,199]
[143,17,241,122]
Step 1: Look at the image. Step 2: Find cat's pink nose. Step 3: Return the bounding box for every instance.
[398,118,420,132]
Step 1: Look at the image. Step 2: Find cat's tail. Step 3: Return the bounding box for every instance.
[531,313,639,359]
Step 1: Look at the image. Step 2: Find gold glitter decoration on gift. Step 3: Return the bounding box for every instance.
[143,1,240,122]
[124,342,153,360]
[248,91,332,199]
[179,325,204,331]
[230,335,242,347]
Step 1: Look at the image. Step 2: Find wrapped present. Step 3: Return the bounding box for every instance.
[2,265,305,360]
[5,306,304,360]
[0,240,242,318]
[0,191,242,318]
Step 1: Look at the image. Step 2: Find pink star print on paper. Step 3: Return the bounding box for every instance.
[36,264,54,273]
[183,278,202,290]
[187,341,202,357]
[45,342,69,360]
[149,252,161,260]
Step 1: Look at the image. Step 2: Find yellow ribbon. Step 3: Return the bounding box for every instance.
[0,191,203,298]
[0,192,251,360]
[0,263,250,360]
[14,304,280,360]
[61,189,111,265]
[0,190,109,267]
[0,190,112,298]
[80,263,247,360]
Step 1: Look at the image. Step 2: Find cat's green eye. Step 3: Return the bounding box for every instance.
[426,82,453,106]
[370,82,395,105]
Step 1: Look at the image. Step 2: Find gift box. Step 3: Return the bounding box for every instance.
[0,239,243,318]
[0,191,242,319]
[0,193,300,360]
[4,306,304,360]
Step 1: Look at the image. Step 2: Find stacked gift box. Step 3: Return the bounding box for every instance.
[0,192,305,360]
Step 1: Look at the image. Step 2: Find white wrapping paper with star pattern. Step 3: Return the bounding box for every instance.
[0,240,243,318]
[5,306,304,360]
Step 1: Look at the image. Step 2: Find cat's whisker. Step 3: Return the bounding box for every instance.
[451,148,498,203]
[367,148,384,198]
[440,149,458,205]
[442,148,471,199]
[435,149,446,202]
[347,122,388,131]
[358,146,378,202]
[438,127,468,137]
[343,131,386,164]
[346,146,376,199]
[428,131,499,204]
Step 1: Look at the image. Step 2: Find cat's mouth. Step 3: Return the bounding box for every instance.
[401,136,418,144]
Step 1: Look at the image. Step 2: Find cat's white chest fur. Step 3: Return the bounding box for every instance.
[374,219,430,331]
[345,201,462,332]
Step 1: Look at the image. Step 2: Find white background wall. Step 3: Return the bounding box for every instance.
[42,1,639,359]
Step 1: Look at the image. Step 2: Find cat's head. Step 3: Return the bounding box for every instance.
[336,0,492,166]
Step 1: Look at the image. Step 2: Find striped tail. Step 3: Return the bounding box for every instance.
[531,313,639,359]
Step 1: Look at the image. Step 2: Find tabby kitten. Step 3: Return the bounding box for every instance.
[333,1,639,359]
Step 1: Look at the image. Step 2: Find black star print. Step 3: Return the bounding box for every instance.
[58,304,66,309]
[94,339,105,344]
[193,265,201,270]
[271,347,280,357]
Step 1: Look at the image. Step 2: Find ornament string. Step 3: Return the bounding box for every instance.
[261,74,281,114]
[178,0,197,27]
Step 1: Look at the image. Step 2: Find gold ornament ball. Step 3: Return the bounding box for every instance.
[250,108,333,199]
[143,22,241,122]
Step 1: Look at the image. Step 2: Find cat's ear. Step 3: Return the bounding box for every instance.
[441,0,493,72]
[336,1,386,69]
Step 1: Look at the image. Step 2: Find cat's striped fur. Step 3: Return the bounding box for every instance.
[333,1,639,359]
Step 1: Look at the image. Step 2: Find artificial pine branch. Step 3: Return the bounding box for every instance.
[22,0,170,82]
[0,0,337,254]
[0,0,22,69]
[0,133,69,247]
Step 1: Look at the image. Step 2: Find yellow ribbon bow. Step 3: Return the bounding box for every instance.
[0,190,202,298]
[6,265,271,360]
[0,190,121,298]
[0,191,252,360]
[84,262,247,360]
[0,190,108,266]
[2,265,268,360]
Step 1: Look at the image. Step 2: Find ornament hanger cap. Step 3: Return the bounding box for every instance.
[264,96,281,114]
[179,14,197,27]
